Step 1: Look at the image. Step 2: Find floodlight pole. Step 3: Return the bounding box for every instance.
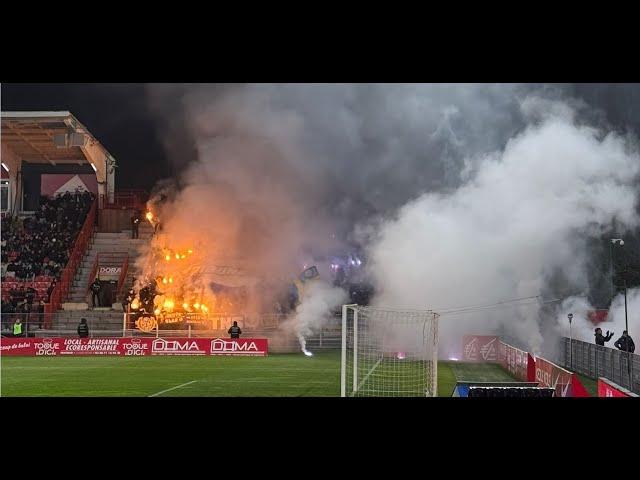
[610,238,624,301]
[568,313,573,370]
[624,278,631,380]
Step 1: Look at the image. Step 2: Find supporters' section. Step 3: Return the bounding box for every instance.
[597,377,639,397]
[1,192,95,326]
[0,337,268,356]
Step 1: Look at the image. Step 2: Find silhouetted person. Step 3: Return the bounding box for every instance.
[228,321,242,339]
[131,211,140,239]
[77,318,89,338]
[614,330,635,353]
[595,327,614,346]
[91,277,102,308]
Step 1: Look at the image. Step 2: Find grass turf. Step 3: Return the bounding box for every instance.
[0,352,513,397]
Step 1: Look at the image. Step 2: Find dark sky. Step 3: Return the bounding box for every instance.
[3,83,640,194]
[1,83,172,191]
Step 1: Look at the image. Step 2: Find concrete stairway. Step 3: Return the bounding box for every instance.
[66,223,154,304]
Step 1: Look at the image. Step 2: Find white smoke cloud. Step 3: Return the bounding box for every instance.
[142,85,640,357]
[291,281,347,354]
[367,100,640,355]
[557,289,640,346]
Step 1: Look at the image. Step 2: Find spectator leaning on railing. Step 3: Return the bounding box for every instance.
[614,330,636,353]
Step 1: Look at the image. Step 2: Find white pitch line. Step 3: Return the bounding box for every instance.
[149,380,197,397]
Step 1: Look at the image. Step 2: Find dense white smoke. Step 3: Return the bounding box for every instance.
[292,281,347,355]
[144,85,640,356]
[556,289,640,346]
[367,98,640,355]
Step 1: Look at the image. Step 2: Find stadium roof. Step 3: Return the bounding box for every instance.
[1,111,114,168]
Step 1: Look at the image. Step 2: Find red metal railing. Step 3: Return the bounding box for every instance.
[43,199,97,328]
[118,255,129,296]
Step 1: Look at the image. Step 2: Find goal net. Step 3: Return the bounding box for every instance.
[341,304,439,397]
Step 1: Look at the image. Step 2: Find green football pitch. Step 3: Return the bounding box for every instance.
[0,351,516,397]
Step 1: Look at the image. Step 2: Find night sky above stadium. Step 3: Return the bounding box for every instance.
[3,83,640,194]
[1,84,176,190]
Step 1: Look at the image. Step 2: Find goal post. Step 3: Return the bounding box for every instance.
[341,304,439,397]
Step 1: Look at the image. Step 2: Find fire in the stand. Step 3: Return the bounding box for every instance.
[146,211,153,222]
[163,299,175,311]
[131,243,227,324]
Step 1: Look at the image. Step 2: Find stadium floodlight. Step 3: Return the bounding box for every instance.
[341,304,439,397]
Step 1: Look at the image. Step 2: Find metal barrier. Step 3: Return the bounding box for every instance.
[22,327,343,348]
[559,336,640,394]
[100,190,148,211]
[0,312,46,337]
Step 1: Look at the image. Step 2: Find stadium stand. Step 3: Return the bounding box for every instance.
[1,192,94,328]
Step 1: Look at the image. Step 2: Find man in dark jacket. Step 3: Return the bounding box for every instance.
[228,321,242,339]
[595,327,614,346]
[614,330,635,353]
[91,277,102,308]
[77,318,89,338]
[131,211,140,239]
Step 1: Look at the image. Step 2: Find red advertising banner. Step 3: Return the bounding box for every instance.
[0,337,268,357]
[597,377,639,397]
[498,341,535,381]
[534,356,589,397]
[462,335,500,362]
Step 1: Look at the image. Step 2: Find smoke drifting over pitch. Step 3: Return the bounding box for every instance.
[369,99,640,355]
[144,85,640,355]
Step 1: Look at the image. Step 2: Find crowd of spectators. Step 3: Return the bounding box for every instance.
[2,191,93,279]
[1,191,94,330]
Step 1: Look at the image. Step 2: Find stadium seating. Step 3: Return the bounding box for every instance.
[1,192,93,308]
